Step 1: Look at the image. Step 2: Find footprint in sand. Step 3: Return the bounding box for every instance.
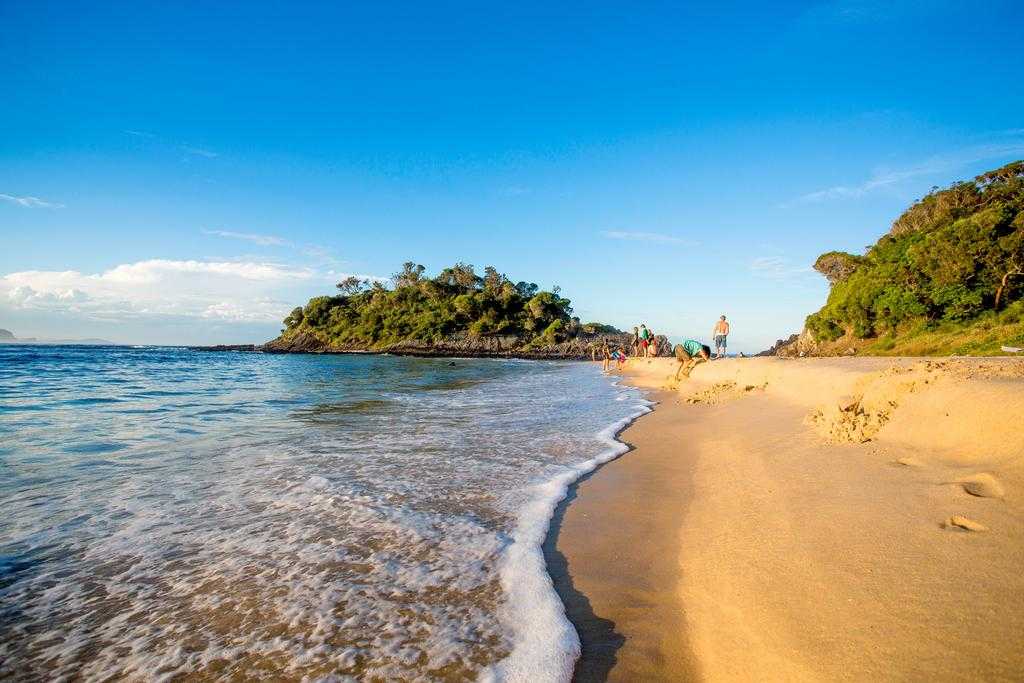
[957,473,1005,499]
[944,515,989,532]
[893,456,925,468]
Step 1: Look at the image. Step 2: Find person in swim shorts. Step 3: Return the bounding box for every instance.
[712,315,730,359]
[673,339,711,379]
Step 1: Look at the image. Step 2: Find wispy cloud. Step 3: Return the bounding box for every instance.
[602,231,697,246]
[184,146,219,158]
[780,141,1024,208]
[801,0,950,26]
[0,193,64,209]
[202,229,346,269]
[124,130,220,160]
[749,256,813,281]
[203,229,289,247]
[299,244,347,268]
[780,166,937,206]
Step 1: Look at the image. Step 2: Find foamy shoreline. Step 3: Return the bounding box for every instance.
[488,372,652,682]
[557,356,1024,680]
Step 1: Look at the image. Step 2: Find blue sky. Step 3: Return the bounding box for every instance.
[2,0,1022,351]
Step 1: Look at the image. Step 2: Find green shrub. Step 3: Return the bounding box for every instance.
[806,161,1024,342]
[999,300,1024,325]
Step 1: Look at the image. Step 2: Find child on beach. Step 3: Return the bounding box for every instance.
[612,346,628,370]
[673,339,711,379]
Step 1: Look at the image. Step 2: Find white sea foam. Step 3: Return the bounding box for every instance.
[0,348,649,681]
[487,380,652,682]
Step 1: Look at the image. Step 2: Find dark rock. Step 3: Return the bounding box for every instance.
[258,330,636,360]
[190,344,258,352]
[757,328,821,357]
[757,333,799,357]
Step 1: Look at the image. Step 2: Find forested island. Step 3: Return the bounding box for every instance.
[773,161,1023,356]
[262,263,630,358]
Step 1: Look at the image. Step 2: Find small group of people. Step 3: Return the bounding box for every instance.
[595,315,732,378]
[631,323,662,357]
[593,339,629,372]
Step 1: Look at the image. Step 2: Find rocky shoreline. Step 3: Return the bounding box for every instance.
[192,331,677,361]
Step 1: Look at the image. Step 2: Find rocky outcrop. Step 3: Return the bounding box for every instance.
[757,333,799,357]
[258,330,636,360]
[758,329,820,357]
[190,344,257,352]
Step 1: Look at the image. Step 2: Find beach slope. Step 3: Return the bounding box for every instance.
[557,357,1024,681]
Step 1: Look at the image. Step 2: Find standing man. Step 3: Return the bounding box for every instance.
[712,315,730,359]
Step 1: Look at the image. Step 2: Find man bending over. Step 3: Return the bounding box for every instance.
[673,339,711,379]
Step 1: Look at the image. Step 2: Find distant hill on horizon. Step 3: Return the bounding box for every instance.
[0,328,117,345]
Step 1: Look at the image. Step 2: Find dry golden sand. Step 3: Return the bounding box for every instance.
[555,356,1024,681]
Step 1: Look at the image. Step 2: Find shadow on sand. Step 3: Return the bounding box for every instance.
[543,469,625,682]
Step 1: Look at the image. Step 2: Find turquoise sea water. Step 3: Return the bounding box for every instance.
[0,346,648,681]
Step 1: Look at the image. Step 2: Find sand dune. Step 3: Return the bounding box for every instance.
[558,356,1024,681]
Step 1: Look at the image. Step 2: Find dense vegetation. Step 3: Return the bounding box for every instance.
[804,161,1024,354]
[281,262,617,349]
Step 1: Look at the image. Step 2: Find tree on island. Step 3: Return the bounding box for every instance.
[282,262,611,350]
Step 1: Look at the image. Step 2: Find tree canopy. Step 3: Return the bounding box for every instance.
[281,262,598,348]
[805,161,1024,342]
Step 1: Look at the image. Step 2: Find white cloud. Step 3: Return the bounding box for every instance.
[8,285,90,307]
[602,231,698,246]
[749,256,813,280]
[780,141,1024,208]
[1,259,326,324]
[200,300,288,322]
[203,229,290,247]
[0,193,64,209]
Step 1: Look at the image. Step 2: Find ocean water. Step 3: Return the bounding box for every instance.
[0,345,648,681]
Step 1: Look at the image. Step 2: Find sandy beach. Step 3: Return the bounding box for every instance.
[556,356,1024,681]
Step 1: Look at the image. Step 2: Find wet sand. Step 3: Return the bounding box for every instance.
[547,391,699,681]
[555,357,1024,681]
